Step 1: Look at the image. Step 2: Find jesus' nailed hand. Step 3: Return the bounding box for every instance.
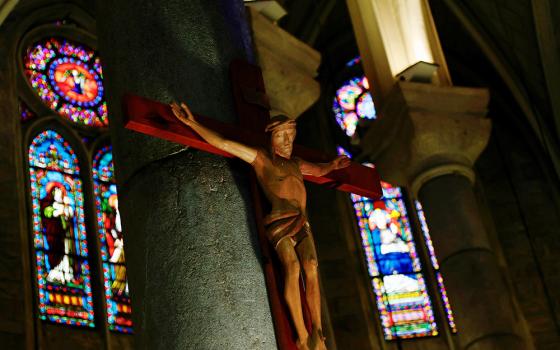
[171,102,350,350]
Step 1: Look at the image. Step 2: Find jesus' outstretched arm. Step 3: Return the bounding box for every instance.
[297,155,351,177]
[171,102,258,164]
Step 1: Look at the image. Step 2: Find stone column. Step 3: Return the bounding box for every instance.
[247,5,321,118]
[95,1,276,349]
[361,82,532,350]
[346,0,452,103]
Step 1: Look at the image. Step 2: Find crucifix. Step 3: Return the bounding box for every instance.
[123,60,381,350]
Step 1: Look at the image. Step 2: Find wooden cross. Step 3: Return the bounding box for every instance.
[123,60,381,349]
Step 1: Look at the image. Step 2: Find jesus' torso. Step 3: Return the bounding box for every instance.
[251,149,306,214]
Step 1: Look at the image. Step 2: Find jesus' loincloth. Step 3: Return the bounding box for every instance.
[263,210,311,249]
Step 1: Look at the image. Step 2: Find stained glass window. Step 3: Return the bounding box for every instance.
[337,147,439,339]
[333,54,458,339]
[28,130,95,327]
[353,183,437,339]
[333,75,376,137]
[23,38,108,127]
[415,201,457,333]
[333,57,376,138]
[93,146,133,333]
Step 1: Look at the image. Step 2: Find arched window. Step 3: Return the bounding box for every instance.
[28,130,94,327]
[352,179,438,339]
[415,201,457,332]
[93,146,133,333]
[334,57,455,340]
[19,20,132,336]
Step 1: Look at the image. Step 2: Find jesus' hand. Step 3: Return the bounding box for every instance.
[171,102,196,126]
[331,155,351,170]
[169,101,258,164]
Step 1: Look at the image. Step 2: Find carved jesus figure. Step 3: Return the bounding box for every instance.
[171,102,350,350]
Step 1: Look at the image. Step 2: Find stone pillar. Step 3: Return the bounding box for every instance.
[346,0,451,104]
[95,1,276,349]
[361,82,532,349]
[247,6,321,118]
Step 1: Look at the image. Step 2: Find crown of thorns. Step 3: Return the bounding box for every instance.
[265,115,296,133]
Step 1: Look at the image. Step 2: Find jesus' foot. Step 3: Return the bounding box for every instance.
[311,328,327,350]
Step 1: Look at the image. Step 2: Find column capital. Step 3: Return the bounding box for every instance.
[360,81,491,195]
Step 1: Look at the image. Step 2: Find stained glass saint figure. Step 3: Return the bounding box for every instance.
[42,182,77,285]
[93,146,133,333]
[368,201,414,276]
[28,130,95,327]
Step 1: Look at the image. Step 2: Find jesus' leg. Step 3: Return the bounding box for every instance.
[296,232,326,350]
[276,238,309,350]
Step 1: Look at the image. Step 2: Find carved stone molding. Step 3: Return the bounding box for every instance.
[360,81,491,194]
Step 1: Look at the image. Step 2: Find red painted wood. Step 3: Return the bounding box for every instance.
[123,94,382,199]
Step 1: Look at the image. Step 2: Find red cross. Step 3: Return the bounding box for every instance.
[123,60,381,349]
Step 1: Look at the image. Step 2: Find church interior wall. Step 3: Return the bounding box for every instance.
[476,117,560,349]
[1,0,560,349]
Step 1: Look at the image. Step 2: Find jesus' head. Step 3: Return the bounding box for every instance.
[265,115,296,159]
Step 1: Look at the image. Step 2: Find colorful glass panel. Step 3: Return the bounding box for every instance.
[415,201,457,333]
[28,130,95,327]
[93,146,133,333]
[337,147,437,339]
[20,100,36,122]
[23,38,107,127]
[333,76,376,137]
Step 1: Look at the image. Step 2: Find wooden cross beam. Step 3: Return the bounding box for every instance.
[123,98,381,199]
